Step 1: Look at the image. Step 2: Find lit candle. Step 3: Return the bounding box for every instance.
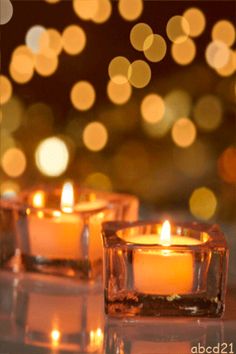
[127,221,201,295]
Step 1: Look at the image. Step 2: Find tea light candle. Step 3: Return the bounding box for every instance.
[127,221,201,295]
[27,182,108,260]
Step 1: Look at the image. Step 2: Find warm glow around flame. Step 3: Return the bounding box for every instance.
[61,182,74,213]
[32,191,45,208]
[160,220,171,246]
[50,329,61,347]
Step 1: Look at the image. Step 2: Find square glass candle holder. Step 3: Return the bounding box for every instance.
[0,185,138,279]
[102,221,229,318]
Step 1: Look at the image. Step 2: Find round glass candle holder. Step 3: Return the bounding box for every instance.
[102,221,229,318]
[0,186,138,279]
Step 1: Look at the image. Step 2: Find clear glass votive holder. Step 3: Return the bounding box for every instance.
[0,185,138,279]
[102,221,229,317]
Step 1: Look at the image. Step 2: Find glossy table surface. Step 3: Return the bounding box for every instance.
[0,220,235,354]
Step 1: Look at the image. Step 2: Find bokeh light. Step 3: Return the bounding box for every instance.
[10,45,34,83]
[0,130,16,156]
[193,95,222,131]
[216,49,236,77]
[118,0,143,22]
[83,122,108,151]
[1,147,27,177]
[166,15,190,43]
[183,8,206,37]
[0,0,13,25]
[128,60,151,88]
[189,187,217,220]
[108,56,131,84]
[39,28,63,57]
[218,147,236,184]
[70,81,96,111]
[35,53,58,76]
[84,172,112,191]
[35,137,69,177]
[0,181,20,199]
[142,112,173,138]
[212,20,235,47]
[107,78,132,105]
[0,75,12,104]
[171,37,196,65]
[165,89,192,121]
[44,0,61,3]
[205,40,230,69]
[25,25,46,53]
[144,34,167,62]
[92,0,112,24]
[1,96,24,133]
[73,0,98,20]
[171,118,196,148]
[62,25,86,55]
[141,94,165,124]
[130,23,153,51]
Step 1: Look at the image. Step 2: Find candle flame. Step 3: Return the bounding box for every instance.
[32,191,45,208]
[160,220,171,246]
[61,182,74,213]
[50,329,61,347]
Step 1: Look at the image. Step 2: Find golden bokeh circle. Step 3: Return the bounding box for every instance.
[189,187,217,220]
[73,0,98,20]
[144,34,167,62]
[25,25,46,53]
[62,25,86,55]
[0,75,12,105]
[205,40,230,69]
[171,37,196,65]
[118,0,143,22]
[141,94,165,124]
[39,28,63,57]
[212,20,236,47]
[166,15,190,43]
[35,53,58,76]
[130,23,153,51]
[1,96,24,133]
[107,78,132,105]
[218,147,236,184]
[83,122,108,151]
[71,81,96,111]
[1,147,27,177]
[108,56,131,84]
[128,60,151,88]
[171,118,196,148]
[216,49,236,77]
[183,8,206,37]
[92,0,112,24]
[193,95,222,131]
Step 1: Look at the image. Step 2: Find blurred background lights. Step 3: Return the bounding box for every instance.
[166,15,190,43]
[142,111,173,138]
[130,23,153,51]
[0,75,12,104]
[171,118,196,148]
[0,129,16,156]
[0,181,20,199]
[35,137,69,177]
[44,0,61,3]
[10,45,34,83]
[39,29,63,57]
[164,89,192,121]
[70,81,96,111]
[218,147,236,184]
[141,94,165,124]
[25,102,54,135]
[118,0,143,22]
[183,8,206,37]
[216,49,236,77]
[0,0,13,25]
[91,0,112,24]
[189,187,217,220]
[62,25,86,55]
[108,56,130,84]
[171,37,196,65]
[144,34,167,63]
[83,122,108,151]
[212,20,236,47]
[73,0,98,20]
[1,147,27,177]
[206,40,230,69]
[128,60,151,88]
[1,96,24,133]
[193,95,222,131]
[107,78,132,105]
[35,53,58,77]
[84,172,112,191]
[25,25,46,53]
